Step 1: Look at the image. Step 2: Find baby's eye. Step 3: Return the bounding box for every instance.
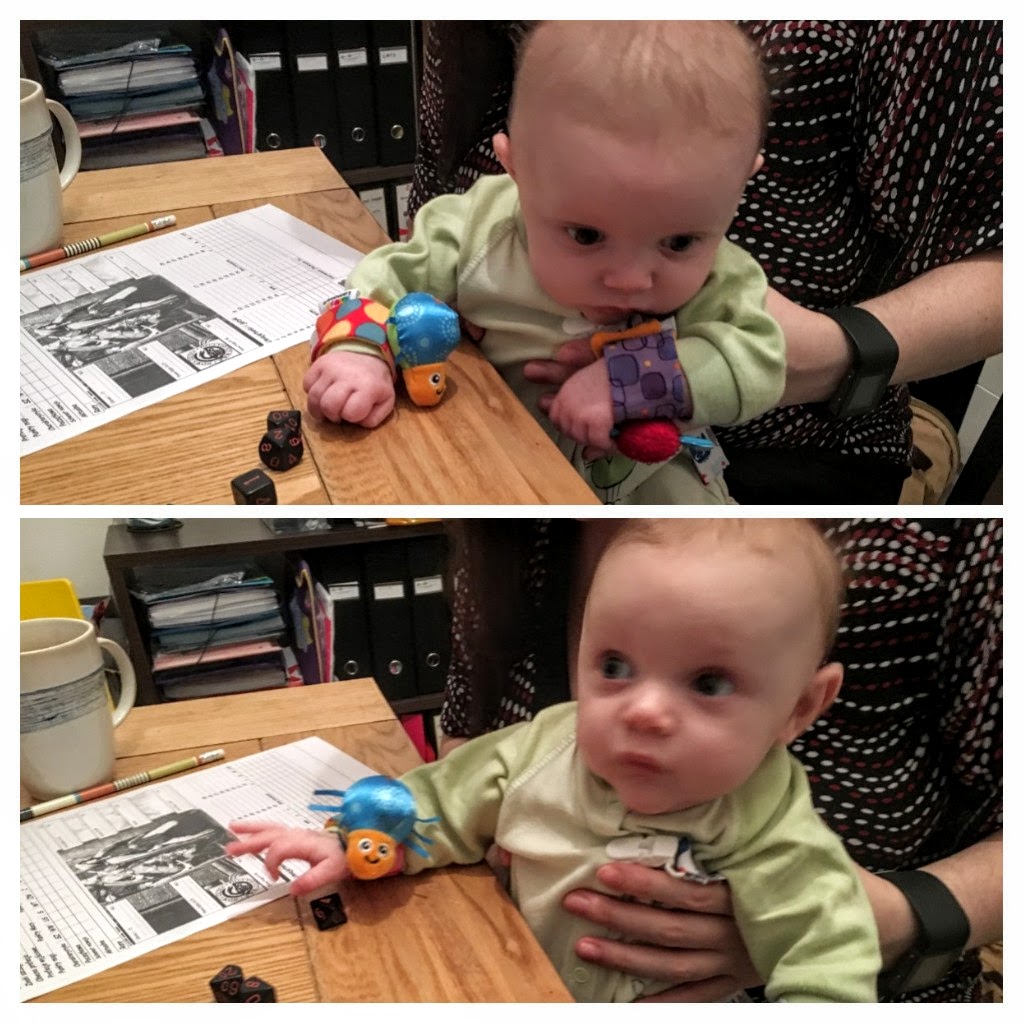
[662,234,696,253]
[692,673,734,697]
[567,226,604,246]
[601,652,633,680]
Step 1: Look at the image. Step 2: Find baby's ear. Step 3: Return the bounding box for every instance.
[777,662,843,746]
[493,132,515,178]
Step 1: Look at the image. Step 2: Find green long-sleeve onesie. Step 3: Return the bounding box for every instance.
[399,702,880,1003]
[345,174,785,504]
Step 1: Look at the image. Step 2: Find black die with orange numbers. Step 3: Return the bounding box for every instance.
[258,426,304,471]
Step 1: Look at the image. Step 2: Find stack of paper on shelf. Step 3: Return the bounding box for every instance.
[32,25,209,170]
[129,564,298,700]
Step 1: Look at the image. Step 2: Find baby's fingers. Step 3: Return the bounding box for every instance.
[228,819,282,837]
[290,856,348,896]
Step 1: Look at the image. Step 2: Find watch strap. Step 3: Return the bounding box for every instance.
[877,870,970,997]
[822,305,899,417]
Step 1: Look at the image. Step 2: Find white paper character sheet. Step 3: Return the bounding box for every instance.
[20,205,364,456]
[20,736,374,1000]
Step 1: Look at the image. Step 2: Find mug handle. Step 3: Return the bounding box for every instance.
[45,99,81,190]
[98,638,137,727]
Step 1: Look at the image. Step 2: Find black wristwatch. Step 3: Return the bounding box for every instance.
[822,306,899,418]
[876,870,971,999]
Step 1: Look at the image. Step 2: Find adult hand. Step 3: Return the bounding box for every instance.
[563,862,761,1002]
[524,335,596,392]
[303,349,396,426]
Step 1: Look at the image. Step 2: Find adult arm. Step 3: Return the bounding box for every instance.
[861,832,1003,967]
[776,250,1003,405]
[527,251,1002,410]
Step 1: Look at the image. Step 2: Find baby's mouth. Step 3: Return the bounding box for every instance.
[581,306,632,324]
[617,753,664,773]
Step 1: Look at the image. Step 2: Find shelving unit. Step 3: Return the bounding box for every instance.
[103,519,446,709]
[20,20,422,234]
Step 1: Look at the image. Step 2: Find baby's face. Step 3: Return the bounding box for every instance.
[575,538,828,816]
[509,115,760,324]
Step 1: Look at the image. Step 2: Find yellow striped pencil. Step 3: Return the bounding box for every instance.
[20,749,224,822]
[20,215,177,271]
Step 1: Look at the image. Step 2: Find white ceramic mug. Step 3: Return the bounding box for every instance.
[21,618,136,801]
[20,78,82,257]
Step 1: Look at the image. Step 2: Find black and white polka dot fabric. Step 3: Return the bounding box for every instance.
[719,21,1002,466]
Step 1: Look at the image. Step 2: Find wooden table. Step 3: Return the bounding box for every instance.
[24,681,572,1003]
[20,149,598,506]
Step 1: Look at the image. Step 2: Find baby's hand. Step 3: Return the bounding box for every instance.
[224,820,349,896]
[303,350,395,427]
[546,358,615,454]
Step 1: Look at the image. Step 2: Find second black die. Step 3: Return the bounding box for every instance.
[267,409,302,435]
[231,468,278,505]
[231,468,277,504]
[258,427,304,471]
[240,976,276,1002]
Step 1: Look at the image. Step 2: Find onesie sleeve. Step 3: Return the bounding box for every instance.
[396,718,533,871]
[703,749,881,1002]
[672,240,786,426]
[346,190,475,308]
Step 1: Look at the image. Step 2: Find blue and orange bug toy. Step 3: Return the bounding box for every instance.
[310,776,438,880]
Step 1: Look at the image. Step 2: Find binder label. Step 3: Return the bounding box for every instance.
[358,188,389,235]
[373,581,405,601]
[297,53,329,72]
[250,52,283,72]
[413,576,443,596]
[328,583,360,602]
[379,46,409,66]
[338,47,369,68]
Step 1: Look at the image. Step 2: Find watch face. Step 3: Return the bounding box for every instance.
[847,374,886,414]
[903,952,960,992]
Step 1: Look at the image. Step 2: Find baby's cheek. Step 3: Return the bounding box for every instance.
[530,250,579,306]
[574,712,605,775]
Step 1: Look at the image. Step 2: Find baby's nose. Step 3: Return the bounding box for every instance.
[623,684,676,735]
[602,263,654,293]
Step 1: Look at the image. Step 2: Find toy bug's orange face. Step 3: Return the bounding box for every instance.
[402,363,448,406]
[346,828,398,879]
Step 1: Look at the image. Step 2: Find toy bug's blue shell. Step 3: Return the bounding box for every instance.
[310,776,438,859]
[387,292,460,369]
[312,776,417,841]
[339,776,418,839]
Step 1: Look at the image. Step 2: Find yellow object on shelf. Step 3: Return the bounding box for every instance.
[20,578,83,620]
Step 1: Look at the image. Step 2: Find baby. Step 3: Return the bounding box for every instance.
[305,21,786,504]
[226,519,880,1001]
